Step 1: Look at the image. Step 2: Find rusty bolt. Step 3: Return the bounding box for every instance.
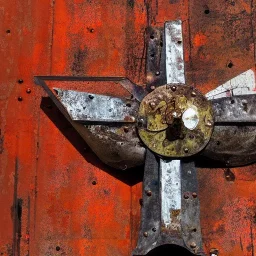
[92,180,97,185]
[26,88,31,94]
[143,232,148,237]
[123,126,129,133]
[190,242,197,249]
[210,248,219,256]
[18,96,23,101]
[184,193,189,199]
[171,85,177,92]
[205,120,213,127]
[184,148,189,153]
[146,190,152,197]
[192,192,197,198]
[150,102,156,108]
[191,91,197,97]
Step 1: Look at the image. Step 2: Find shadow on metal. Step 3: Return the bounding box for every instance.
[144,244,197,256]
[40,97,144,186]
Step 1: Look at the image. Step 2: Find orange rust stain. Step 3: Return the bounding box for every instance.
[193,33,207,47]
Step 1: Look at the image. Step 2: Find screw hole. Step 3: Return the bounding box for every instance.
[192,228,197,232]
[204,9,210,14]
[56,246,61,251]
[6,29,11,34]
[150,35,154,39]
[230,99,235,104]
[227,62,234,68]
[150,53,155,58]
[88,95,94,99]
[177,40,182,44]
[92,180,97,185]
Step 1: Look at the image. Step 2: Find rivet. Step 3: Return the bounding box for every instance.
[190,242,197,248]
[155,71,160,76]
[184,148,189,153]
[92,180,97,185]
[56,246,61,251]
[184,193,189,199]
[18,96,23,101]
[171,85,177,91]
[26,88,31,94]
[206,120,213,127]
[191,91,197,97]
[192,192,197,198]
[146,190,152,197]
[89,95,94,99]
[123,126,129,133]
[18,79,24,84]
[143,232,148,237]
[150,102,156,108]
[90,28,94,33]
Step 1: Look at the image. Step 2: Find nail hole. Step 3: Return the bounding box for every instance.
[6,29,11,34]
[230,99,235,104]
[126,103,131,107]
[56,246,60,251]
[192,228,197,232]
[18,96,23,102]
[227,62,234,68]
[92,180,97,185]
[177,40,182,44]
[152,227,157,232]
[204,9,210,14]
[123,127,129,133]
[18,79,24,84]
[150,35,154,39]
[150,53,155,58]
[88,95,94,99]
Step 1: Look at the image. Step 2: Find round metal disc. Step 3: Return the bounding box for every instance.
[137,84,214,157]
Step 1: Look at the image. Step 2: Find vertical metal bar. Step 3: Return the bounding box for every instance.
[165,20,186,84]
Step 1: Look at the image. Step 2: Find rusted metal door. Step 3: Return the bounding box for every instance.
[1,0,256,255]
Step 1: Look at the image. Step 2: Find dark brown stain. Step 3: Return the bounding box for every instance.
[71,48,87,76]
[169,0,179,3]
[224,168,235,182]
[0,129,4,154]
[11,158,22,256]
[127,0,134,8]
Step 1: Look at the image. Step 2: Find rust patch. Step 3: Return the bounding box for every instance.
[71,48,87,76]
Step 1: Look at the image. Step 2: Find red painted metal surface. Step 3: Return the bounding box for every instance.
[0,0,256,255]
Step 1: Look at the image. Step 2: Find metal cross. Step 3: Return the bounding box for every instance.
[35,20,256,255]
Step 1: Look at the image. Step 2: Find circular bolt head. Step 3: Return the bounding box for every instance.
[171,85,177,91]
[190,242,197,248]
[26,88,31,94]
[146,190,152,196]
[143,232,148,237]
[18,96,23,101]
[192,192,197,198]
[191,91,197,97]
[184,148,189,153]
[184,193,189,199]
[150,102,156,108]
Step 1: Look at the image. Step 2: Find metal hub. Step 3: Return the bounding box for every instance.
[137,84,214,157]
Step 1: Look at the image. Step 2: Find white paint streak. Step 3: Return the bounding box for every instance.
[206,69,256,100]
[165,20,185,84]
[182,107,199,130]
[160,159,181,226]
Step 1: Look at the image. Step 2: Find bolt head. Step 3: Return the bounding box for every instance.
[143,232,148,237]
[191,91,197,97]
[190,242,197,248]
[146,190,152,197]
[155,71,160,76]
[171,85,177,91]
[18,96,23,101]
[192,192,197,198]
[184,148,189,153]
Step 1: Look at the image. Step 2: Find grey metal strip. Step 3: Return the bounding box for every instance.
[54,88,138,123]
[165,20,186,84]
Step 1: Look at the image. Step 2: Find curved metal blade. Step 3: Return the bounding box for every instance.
[206,69,256,100]
[54,88,139,123]
[133,150,203,255]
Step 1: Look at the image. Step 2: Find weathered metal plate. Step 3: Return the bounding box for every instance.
[138,85,214,157]
[54,88,138,123]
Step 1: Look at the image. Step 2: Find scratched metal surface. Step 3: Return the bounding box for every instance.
[0,0,256,256]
